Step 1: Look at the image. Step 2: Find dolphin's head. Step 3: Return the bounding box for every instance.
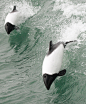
[5,22,15,34]
[43,73,57,90]
[43,70,66,90]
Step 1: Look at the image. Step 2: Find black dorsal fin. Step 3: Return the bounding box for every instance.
[12,6,17,12]
[49,40,53,51]
[48,41,62,55]
[13,6,16,11]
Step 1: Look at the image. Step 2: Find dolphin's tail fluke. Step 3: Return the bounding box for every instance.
[64,40,77,48]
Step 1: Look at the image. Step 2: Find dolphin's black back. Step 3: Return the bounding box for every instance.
[47,41,64,55]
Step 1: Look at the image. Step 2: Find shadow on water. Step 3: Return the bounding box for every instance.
[8,24,43,54]
[8,25,30,53]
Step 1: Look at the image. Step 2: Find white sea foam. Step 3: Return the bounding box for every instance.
[53,0,86,42]
[59,20,86,42]
[53,0,86,18]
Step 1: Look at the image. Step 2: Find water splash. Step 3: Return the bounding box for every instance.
[59,20,86,42]
[53,0,86,18]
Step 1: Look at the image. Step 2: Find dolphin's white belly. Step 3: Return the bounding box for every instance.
[42,44,64,75]
[5,12,19,25]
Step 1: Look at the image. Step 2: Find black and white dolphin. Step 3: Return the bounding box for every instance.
[42,40,76,90]
[5,6,19,34]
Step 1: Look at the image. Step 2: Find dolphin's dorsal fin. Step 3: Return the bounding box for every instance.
[12,6,17,12]
[13,6,16,11]
[49,40,53,51]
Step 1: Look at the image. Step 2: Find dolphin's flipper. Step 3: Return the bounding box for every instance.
[64,40,77,48]
[14,26,19,30]
[57,69,66,76]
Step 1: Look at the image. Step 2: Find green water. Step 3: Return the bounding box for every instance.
[0,0,86,104]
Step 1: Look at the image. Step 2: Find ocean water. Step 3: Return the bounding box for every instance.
[0,0,86,104]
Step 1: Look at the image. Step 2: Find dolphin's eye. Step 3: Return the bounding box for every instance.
[7,23,9,26]
[44,75,46,78]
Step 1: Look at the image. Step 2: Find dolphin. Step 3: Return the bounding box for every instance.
[5,6,19,34]
[42,40,76,90]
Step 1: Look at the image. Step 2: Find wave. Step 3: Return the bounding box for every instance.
[0,0,86,104]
